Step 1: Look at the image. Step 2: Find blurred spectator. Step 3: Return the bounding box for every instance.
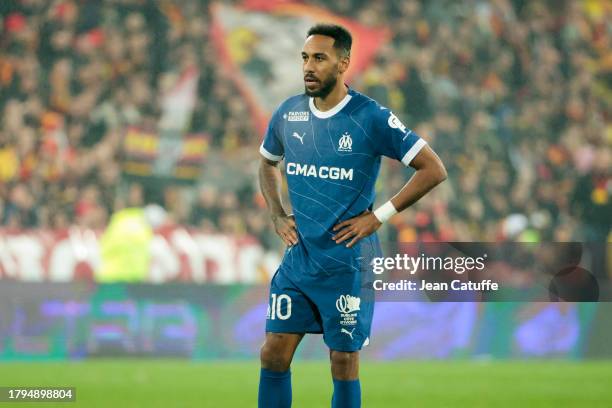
[2,183,38,228]
[189,185,221,229]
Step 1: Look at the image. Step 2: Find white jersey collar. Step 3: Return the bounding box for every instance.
[309,92,352,119]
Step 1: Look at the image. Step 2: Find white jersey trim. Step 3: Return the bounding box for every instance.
[309,94,352,119]
[260,144,284,162]
[401,138,427,166]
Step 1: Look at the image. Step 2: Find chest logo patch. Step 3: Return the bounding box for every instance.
[338,132,352,152]
[286,111,309,121]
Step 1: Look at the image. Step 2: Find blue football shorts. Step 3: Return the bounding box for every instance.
[265,246,377,352]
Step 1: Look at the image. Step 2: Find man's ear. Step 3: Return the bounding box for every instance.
[338,56,350,74]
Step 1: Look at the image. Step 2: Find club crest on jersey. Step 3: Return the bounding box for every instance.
[285,111,309,121]
[338,132,352,152]
[388,112,407,133]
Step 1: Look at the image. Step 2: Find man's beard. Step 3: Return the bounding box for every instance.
[304,73,337,98]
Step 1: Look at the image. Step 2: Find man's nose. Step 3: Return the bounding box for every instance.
[303,59,315,73]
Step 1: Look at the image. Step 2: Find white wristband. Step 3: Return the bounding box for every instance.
[373,201,397,223]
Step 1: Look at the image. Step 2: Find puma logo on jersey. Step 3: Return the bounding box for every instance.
[341,327,355,339]
[292,132,305,144]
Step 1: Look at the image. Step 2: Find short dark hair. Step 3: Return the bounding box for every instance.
[306,24,352,58]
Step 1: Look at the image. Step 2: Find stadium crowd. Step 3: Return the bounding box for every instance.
[0,0,609,252]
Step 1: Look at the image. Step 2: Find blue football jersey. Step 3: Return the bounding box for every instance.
[260,88,426,278]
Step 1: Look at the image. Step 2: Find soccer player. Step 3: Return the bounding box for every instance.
[258,24,447,407]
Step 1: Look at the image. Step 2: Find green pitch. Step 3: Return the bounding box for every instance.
[0,360,610,407]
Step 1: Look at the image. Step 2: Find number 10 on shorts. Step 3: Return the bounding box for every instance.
[269,294,292,320]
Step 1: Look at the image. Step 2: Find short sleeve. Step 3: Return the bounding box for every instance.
[373,107,427,166]
[259,108,284,162]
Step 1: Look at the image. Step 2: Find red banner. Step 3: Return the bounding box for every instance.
[210,1,390,134]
